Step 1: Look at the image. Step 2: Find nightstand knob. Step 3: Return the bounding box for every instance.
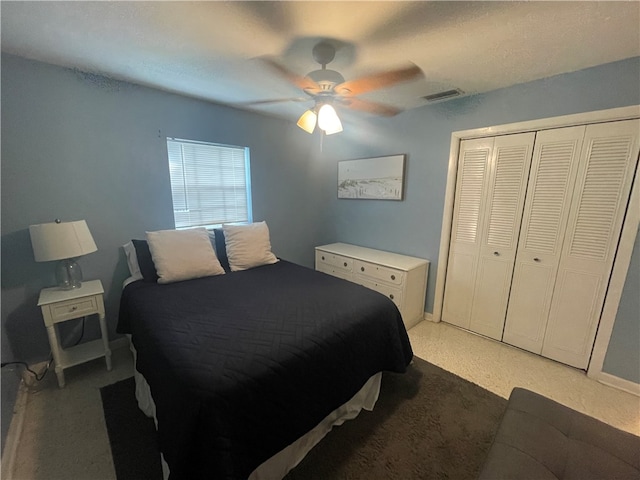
[322,256,325,260]
[389,294,394,300]
[71,306,78,311]
[344,262,347,267]
[391,275,396,280]
[361,267,365,272]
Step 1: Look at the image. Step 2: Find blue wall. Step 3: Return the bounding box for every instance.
[603,227,640,383]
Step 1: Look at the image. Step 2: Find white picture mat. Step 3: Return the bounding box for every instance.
[338,154,405,200]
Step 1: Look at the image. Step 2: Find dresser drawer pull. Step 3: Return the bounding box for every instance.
[361,266,365,272]
[391,275,396,280]
[70,306,78,311]
[389,294,394,300]
[322,256,325,260]
[344,262,347,267]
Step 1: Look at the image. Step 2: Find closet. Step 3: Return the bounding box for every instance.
[442,118,639,369]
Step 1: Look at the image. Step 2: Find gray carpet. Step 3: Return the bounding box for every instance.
[101,357,507,479]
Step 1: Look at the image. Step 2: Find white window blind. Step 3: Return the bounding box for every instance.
[167,138,252,228]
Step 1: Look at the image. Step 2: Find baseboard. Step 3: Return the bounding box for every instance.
[1,379,28,480]
[595,371,640,397]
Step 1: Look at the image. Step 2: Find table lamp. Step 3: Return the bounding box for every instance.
[29,219,97,290]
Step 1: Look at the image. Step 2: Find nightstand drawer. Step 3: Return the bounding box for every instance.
[47,296,99,323]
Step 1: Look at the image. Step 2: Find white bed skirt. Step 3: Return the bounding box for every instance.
[128,338,382,479]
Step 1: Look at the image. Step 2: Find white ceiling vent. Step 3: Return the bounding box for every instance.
[423,88,464,102]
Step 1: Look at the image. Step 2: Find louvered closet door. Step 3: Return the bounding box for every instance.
[468,133,535,340]
[442,138,493,329]
[541,119,640,368]
[502,126,586,354]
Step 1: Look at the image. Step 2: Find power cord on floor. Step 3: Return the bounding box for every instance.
[0,316,87,382]
[1,357,53,381]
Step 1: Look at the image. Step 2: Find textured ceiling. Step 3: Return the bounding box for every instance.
[2,1,639,121]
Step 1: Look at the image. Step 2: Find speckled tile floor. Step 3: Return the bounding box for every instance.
[408,320,640,436]
[6,320,639,479]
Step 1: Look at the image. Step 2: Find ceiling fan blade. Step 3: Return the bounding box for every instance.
[237,97,309,106]
[334,63,423,96]
[261,57,323,94]
[338,97,403,117]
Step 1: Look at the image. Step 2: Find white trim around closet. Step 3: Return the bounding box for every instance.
[587,158,639,393]
[433,105,640,380]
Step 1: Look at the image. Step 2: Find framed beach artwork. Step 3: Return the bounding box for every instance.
[338,154,406,200]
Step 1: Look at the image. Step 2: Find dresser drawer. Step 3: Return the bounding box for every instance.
[46,296,99,324]
[354,260,404,286]
[359,279,403,310]
[316,262,354,282]
[316,250,353,272]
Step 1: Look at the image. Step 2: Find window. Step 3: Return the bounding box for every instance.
[166,138,252,229]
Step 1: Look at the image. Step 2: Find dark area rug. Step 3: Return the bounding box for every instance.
[101,357,507,479]
[100,376,163,480]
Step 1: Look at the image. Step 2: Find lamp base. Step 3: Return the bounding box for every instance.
[55,259,83,290]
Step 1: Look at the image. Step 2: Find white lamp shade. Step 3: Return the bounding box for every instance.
[29,220,97,262]
[297,109,317,134]
[317,104,343,135]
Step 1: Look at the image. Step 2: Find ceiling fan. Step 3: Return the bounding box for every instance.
[253,41,423,135]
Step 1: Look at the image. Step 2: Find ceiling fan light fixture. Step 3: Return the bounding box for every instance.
[317,104,342,135]
[297,109,317,134]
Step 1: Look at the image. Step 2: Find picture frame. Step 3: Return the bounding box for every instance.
[338,154,406,200]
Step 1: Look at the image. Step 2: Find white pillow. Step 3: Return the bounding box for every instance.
[122,241,143,281]
[146,228,225,284]
[223,222,278,272]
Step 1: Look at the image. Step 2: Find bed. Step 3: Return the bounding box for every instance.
[117,225,413,479]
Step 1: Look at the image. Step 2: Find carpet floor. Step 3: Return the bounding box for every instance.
[101,357,507,479]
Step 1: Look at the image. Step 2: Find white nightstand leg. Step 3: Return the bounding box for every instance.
[98,313,112,371]
[46,325,65,388]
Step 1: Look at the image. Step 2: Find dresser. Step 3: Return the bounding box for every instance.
[315,243,429,329]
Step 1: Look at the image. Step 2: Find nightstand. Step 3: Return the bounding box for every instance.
[38,279,112,387]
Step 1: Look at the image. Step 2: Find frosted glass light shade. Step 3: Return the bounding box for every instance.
[297,109,317,134]
[317,104,343,135]
[29,220,97,262]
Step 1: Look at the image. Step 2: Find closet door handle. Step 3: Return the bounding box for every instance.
[493,251,500,256]
[533,257,541,262]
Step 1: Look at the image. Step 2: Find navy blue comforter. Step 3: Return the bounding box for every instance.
[118,260,413,479]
